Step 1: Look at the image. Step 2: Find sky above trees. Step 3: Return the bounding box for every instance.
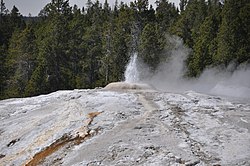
[5,0,180,16]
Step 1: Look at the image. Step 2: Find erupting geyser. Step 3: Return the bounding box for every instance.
[104,52,153,90]
[124,53,139,83]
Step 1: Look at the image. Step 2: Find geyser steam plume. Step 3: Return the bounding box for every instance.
[123,35,250,99]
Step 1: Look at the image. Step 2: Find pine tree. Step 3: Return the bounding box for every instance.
[25,62,48,96]
[172,0,207,48]
[9,6,25,29]
[110,4,132,82]
[156,0,178,32]
[5,26,37,97]
[215,0,250,66]
[82,26,103,88]
[0,0,6,20]
[68,8,87,88]
[30,0,74,93]
[188,0,222,76]
[0,0,7,98]
[190,14,221,76]
[139,23,165,70]
[0,44,7,98]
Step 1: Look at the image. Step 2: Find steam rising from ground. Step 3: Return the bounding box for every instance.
[125,36,250,99]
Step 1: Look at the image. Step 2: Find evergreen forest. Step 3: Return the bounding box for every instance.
[0,0,249,99]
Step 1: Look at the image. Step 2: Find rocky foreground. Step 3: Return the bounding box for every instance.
[0,83,250,166]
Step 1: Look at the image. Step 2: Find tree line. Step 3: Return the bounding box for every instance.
[0,0,249,99]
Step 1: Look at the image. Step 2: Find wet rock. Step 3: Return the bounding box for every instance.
[70,94,81,100]
[115,112,128,120]
[175,156,182,163]
[212,164,221,166]
[134,126,142,130]
[7,138,20,147]
[134,124,156,130]
[0,154,5,159]
[159,114,169,120]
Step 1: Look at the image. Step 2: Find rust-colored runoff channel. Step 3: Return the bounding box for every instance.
[25,112,102,166]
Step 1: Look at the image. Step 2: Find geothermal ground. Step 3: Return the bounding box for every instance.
[0,82,250,166]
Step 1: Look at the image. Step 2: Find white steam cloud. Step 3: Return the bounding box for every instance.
[133,36,250,100]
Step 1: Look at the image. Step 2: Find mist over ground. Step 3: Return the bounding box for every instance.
[131,36,250,99]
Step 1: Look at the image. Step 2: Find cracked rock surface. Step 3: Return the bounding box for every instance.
[0,86,250,166]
